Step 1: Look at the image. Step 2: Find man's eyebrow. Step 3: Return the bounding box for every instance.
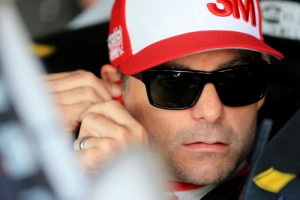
[155,53,257,71]
[217,54,257,70]
[155,62,189,70]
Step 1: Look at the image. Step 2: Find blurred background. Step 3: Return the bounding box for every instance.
[14,0,112,76]
[15,0,89,38]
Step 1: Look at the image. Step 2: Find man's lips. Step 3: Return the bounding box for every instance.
[183,142,229,153]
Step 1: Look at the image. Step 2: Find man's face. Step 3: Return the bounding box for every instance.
[122,49,264,185]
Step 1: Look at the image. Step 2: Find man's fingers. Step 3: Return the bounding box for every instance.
[43,70,76,81]
[58,102,93,132]
[46,70,103,92]
[52,87,107,104]
[78,113,136,148]
[75,138,120,173]
[79,100,147,144]
[46,70,122,100]
[74,136,118,151]
[44,70,123,136]
[73,100,148,174]
[81,100,141,129]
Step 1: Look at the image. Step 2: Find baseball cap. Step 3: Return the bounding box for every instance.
[108,0,284,75]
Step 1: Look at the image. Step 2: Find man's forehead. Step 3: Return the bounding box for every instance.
[156,49,258,71]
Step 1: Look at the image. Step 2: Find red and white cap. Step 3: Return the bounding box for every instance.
[108,0,284,75]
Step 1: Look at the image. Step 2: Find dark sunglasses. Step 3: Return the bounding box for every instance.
[133,61,270,110]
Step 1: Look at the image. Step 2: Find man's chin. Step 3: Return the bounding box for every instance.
[169,158,238,185]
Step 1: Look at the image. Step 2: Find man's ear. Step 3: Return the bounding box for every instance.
[100,64,120,83]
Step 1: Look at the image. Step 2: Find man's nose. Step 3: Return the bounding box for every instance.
[189,83,224,123]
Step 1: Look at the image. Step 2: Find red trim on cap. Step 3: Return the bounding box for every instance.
[109,0,132,68]
[256,0,264,40]
[119,31,284,75]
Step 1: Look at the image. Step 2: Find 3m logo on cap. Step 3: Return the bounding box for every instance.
[108,25,124,61]
[207,0,257,27]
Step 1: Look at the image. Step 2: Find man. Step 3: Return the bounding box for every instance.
[46,0,283,199]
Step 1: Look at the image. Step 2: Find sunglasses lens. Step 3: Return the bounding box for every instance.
[141,62,269,109]
[216,64,268,107]
[146,72,203,109]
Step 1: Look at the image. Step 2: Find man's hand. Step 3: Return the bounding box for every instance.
[44,66,145,174]
[73,100,148,174]
[45,69,122,133]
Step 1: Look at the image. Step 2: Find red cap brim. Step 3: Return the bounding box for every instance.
[120,31,284,75]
